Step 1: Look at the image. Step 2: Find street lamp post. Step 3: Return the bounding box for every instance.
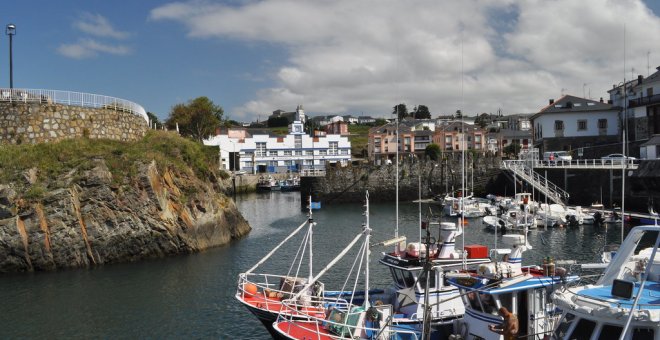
[6,24,16,89]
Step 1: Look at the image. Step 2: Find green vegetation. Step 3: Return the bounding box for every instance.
[165,96,224,141]
[348,125,371,158]
[0,131,225,188]
[425,143,441,161]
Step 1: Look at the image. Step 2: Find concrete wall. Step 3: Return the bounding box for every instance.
[0,102,147,144]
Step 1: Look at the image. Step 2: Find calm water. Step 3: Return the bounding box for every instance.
[0,192,627,339]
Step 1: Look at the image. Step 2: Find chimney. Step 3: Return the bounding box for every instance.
[600,97,603,103]
[638,75,644,84]
[549,99,554,105]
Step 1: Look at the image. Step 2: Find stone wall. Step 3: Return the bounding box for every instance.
[0,102,148,144]
[300,156,502,205]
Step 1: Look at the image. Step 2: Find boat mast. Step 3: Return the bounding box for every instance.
[460,34,465,263]
[396,105,400,243]
[308,195,314,282]
[621,24,627,244]
[364,191,371,307]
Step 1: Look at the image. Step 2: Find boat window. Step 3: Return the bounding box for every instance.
[632,328,654,340]
[568,318,596,340]
[466,291,482,311]
[417,270,436,290]
[479,293,497,315]
[390,268,405,287]
[553,313,575,339]
[497,293,513,312]
[597,324,622,340]
[401,271,416,288]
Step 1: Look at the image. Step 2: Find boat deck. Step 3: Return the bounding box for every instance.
[577,282,660,310]
[274,321,336,340]
[239,293,326,318]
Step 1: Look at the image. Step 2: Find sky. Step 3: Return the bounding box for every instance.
[5,0,660,123]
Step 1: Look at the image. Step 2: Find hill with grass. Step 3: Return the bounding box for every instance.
[0,131,251,273]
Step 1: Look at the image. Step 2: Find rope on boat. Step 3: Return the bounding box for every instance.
[244,219,309,274]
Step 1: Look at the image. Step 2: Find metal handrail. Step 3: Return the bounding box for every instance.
[502,160,569,204]
[0,88,147,122]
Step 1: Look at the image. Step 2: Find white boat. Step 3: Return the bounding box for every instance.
[482,215,510,232]
[504,208,537,230]
[552,225,660,339]
[447,234,579,340]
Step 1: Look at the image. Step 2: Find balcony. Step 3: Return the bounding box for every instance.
[628,94,660,108]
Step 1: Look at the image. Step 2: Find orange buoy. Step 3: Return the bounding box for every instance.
[244,283,258,297]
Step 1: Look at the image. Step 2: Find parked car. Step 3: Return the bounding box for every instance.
[601,153,636,160]
[543,151,572,162]
[601,153,636,165]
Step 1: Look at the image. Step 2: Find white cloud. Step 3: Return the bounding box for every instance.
[57,39,131,59]
[151,0,660,121]
[73,12,129,39]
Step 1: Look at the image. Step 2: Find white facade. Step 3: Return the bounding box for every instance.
[533,110,619,139]
[204,118,352,173]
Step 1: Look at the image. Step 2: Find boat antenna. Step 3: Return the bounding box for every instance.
[308,195,315,282]
[621,23,627,244]
[460,31,466,267]
[421,214,434,340]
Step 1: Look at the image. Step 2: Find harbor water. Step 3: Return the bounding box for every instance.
[0,192,631,338]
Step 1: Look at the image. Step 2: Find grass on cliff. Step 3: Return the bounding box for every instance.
[0,131,225,187]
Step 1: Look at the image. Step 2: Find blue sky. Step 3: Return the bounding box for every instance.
[5,0,660,122]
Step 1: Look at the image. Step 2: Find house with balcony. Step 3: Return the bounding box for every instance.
[531,95,619,157]
[368,123,415,164]
[204,106,351,173]
[608,68,660,142]
[432,121,486,152]
[485,113,533,155]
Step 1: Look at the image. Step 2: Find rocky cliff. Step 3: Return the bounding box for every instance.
[0,137,251,273]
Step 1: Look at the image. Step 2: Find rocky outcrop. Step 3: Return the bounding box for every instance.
[0,160,251,273]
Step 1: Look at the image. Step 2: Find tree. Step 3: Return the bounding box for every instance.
[146,112,161,127]
[474,113,491,128]
[374,118,387,126]
[425,143,441,161]
[503,142,521,157]
[393,103,409,120]
[455,109,463,119]
[267,116,289,127]
[165,96,224,141]
[413,105,431,119]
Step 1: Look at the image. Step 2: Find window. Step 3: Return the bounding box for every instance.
[578,120,587,131]
[341,149,349,155]
[632,328,655,340]
[255,142,266,157]
[295,150,302,156]
[268,150,278,156]
[418,270,436,290]
[329,142,338,155]
[598,119,607,129]
[648,87,654,97]
[568,318,597,340]
[284,150,292,156]
[475,135,481,142]
[305,150,313,156]
[553,313,575,339]
[319,150,327,156]
[294,135,302,148]
[598,325,622,340]
[554,120,564,131]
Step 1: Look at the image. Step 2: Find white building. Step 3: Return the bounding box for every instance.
[608,69,660,142]
[204,106,352,173]
[531,95,619,154]
[640,134,660,159]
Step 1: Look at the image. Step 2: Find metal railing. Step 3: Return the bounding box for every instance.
[0,88,147,122]
[502,160,570,204]
[529,159,638,170]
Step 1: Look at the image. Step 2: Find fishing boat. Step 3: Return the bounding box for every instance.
[482,215,510,232]
[447,234,579,340]
[257,175,281,191]
[551,224,660,339]
[376,219,492,335]
[273,192,425,339]
[235,198,377,337]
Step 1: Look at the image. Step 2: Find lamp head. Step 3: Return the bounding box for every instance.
[6,24,16,35]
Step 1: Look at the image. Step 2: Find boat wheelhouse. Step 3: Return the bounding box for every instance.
[378,221,491,331]
[447,234,579,339]
[551,225,660,340]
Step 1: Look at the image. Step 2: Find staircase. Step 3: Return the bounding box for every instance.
[501,160,569,205]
